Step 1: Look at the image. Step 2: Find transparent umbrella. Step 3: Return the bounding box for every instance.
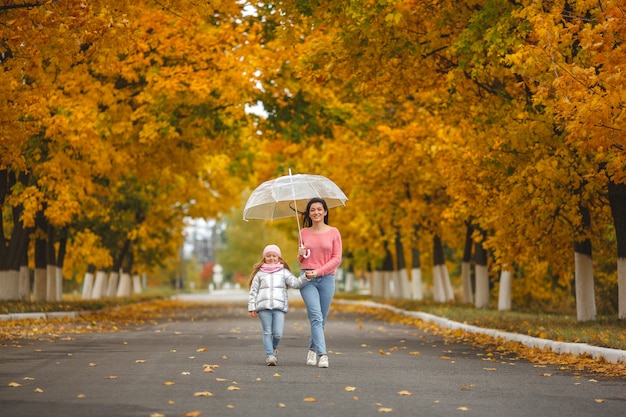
[243,169,348,254]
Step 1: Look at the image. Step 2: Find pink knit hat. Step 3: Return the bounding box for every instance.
[263,244,281,258]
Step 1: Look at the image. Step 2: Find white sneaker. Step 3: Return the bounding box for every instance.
[266,355,277,366]
[306,350,317,366]
[318,355,329,368]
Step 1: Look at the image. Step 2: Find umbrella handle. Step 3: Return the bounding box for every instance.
[300,248,310,259]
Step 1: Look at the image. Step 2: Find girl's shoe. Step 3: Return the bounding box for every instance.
[266,355,277,366]
[318,355,329,368]
[306,350,317,366]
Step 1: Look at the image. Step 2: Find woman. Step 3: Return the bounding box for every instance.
[298,197,342,368]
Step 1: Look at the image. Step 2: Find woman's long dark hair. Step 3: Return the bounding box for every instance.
[302,198,329,227]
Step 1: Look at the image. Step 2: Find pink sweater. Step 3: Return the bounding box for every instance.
[298,227,342,276]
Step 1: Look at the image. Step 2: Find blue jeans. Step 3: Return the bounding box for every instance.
[257,309,285,356]
[299,274,335,356]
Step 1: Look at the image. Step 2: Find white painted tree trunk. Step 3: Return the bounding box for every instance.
[410,267,423,300]
[106,271,119,298]
[33,267,47,301]
[132,274,143,294]
[82,272,95,300]
[575,252,596,322]
[91,270,107,299]
[498,270,512,311]
[0,270,20,300]
[442,265,454,301]
[398,268,411,299]
[56,266,63,301]
[432,264,445,302]
[474,264,489,308]
[390,270,402,298]
[344,271,354,292]
[461,261,473,303]
[371,270,383,297]
[116,272,132,297]
[19,266,30,300]
[46,264,57,301]
[382,270,392,298]
[617,258,626,320]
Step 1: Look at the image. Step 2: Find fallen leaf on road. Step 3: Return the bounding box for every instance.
[181,371,191,375]
[460,384,475,391]
[216,378,227,382]
[227,386,240,391]
[540,373,552,377]
[594,399,605,403]
[345,386,357,392]
[588,379,598,383]
[273,373,281,377]
[182,411,202,417]
[77,394,86,398]
[397,390,412,396]
[23,377,35,380]
[163,381,175,385]
[221,355,228,360]
[457,406,469,411]
[194,391,213,397]
[196,348,208,352]
[409,351,420,355]
[483,368,497,371]
[135,360,146,363]
[34,387,44,393]
[105,376,118,379]
[304,397,318,402]
[150,413,165,417]
[378,407,393,412]
[89,363,97,367]
[278,403,286,408]
[169,349,176,352]
[174,331,182,335]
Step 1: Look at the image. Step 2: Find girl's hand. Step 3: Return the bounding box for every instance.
[305,270,317,279]
[250,311,257,318]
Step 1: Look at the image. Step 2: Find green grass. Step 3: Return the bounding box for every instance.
[335,294,626,351]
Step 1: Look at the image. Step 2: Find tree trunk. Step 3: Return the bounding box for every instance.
[574,203,596,322]
[382,243,394,298]
[0,171,31,300]
[82,264,96,300]
[433,235,454,302]
[608,179,626,319]
[46,223,57,301]
[18,237,30,300]
[498,268,512,311]
[91,270,108,299]
[411,246,423,300]
[33,211,48,301]
[55,229,67,301]
[474,237,489,308]
[394,231,411,299]
[461,222,474,304]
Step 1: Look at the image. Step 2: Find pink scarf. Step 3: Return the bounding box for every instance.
[260,263,283,273]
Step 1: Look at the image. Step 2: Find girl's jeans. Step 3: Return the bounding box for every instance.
[299,274,335,356]
[257,309,285,356]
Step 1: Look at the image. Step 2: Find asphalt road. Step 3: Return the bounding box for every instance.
[1,290,624,417]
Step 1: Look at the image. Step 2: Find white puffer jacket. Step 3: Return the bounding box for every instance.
[248,268,309,313]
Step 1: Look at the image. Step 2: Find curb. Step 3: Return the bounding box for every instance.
[0,311,84,321]
[336,300,626,364]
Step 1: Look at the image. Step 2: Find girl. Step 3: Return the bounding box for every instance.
[248,244,309,366]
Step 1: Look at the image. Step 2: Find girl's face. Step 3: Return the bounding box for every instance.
[264,252,280,264]
[308,202,327,222]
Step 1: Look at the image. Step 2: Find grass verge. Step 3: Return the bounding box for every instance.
[335,294,626,351]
